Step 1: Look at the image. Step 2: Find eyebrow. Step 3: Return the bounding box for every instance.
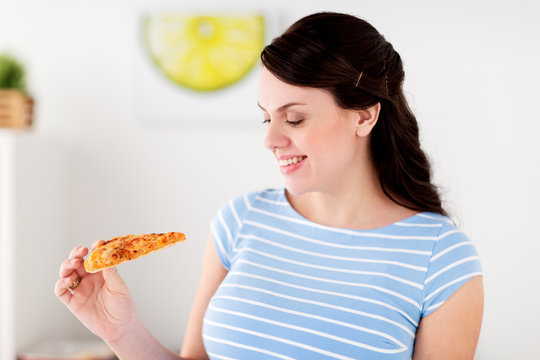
[257,102,307,113]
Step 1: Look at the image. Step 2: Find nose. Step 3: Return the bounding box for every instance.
[263,120,289,151]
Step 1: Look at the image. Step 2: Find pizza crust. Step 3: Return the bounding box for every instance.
[84,232,186,273]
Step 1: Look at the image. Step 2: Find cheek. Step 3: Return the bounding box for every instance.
[317,131,358,168]
[313,124,354,152]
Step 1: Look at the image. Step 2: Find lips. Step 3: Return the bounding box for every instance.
[278,156,305,167]
[277,155,306,175]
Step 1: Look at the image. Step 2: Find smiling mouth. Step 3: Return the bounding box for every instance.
[279,156,305,167]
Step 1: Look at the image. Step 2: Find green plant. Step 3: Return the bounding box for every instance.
[0,53,27,94]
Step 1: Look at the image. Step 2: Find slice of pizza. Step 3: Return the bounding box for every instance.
[84,232,186,273]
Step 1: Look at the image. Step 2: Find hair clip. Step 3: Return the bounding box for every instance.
[354,71,363,88]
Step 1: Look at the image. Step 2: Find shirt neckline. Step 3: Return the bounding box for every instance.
[276,188,427,233]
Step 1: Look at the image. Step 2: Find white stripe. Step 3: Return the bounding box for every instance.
[425,256,480,284]
[204,335,294,360]
[230,271,419,326]
[424,272,483,303]
[243,220,433,254]
[255,195,289,206]
[424,302,444,314]
[239,259,422,310]
[242,245,424,289]
[249,207,438,240]
[228,200,241,228]
[416,213,442,220]
[204,319,358,360]
[206,351,238,360]
[437,229,460,241]
[417,213,453,225]
[211,221,230,264]
[430,241,474,263]
[243,193,252,210]
[219,284,415,337]
[394,222,442,227]
[218,210,234,250]
[208,305,408,354]
[240,234,427,271]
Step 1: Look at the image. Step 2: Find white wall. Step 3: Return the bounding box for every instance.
[1,0,539,359]
[0,133,16,360]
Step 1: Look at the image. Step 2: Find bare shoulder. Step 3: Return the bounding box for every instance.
[413,275,484,360]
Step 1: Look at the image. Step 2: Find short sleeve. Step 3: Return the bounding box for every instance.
[421,221,483,317]
[210,191,256,270]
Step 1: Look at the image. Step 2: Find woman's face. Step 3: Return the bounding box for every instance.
[258,67,366,195]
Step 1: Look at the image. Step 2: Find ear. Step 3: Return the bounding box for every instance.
[355,103,381,137]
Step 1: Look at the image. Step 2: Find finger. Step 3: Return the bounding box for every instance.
[102,267,128,294]
[91,239,105,251]
[55,277,72,304]
[72,255,91,279]
[61,246,87,276]
[60,257,88,279]
[59,257,79,278]
[69,246,87,259]
[63,271,80,287]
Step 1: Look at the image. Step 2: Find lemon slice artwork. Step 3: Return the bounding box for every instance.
[143,13,265,92]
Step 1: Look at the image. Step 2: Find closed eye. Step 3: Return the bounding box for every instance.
[286,119,304,127]
[262,119,304,126]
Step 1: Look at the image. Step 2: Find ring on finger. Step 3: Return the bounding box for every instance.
[68,277,81,290]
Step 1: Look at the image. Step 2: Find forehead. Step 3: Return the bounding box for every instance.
[258,67,335,112]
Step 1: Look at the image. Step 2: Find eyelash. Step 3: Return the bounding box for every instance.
[262,119,304,127]
[287,119,304,127]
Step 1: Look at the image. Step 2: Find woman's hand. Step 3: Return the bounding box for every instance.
[55,240,139,343]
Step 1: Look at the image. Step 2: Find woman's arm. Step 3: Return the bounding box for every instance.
[100,234,227,360]
[105,319,181,360]
[56,235,226,360]
[56,242,181,360]
[180,234,229,359]
[412,275,484,359]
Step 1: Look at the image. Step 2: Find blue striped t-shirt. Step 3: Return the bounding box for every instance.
[202,189,482,360]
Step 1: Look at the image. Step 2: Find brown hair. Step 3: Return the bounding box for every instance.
[261,12,447,216]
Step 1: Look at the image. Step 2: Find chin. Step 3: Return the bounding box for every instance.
[284,180,312,197]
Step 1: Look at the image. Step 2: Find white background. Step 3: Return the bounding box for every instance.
[1,0,539,359]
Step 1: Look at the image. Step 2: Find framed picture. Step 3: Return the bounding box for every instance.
[133,9,278,125]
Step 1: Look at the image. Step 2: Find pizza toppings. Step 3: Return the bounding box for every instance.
[84,232,186,273]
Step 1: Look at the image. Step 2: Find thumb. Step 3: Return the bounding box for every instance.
[102,267,128,293]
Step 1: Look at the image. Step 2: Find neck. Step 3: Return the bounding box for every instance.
[286,159,416,230]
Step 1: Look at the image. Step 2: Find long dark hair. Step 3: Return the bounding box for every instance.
[261,12,447,216]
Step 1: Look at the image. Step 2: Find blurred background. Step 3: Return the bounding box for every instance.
[1,0,539,359]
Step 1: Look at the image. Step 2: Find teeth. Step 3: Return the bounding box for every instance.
[279,156,304,166]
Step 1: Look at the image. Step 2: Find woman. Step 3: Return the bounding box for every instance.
[56,12,483,359]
